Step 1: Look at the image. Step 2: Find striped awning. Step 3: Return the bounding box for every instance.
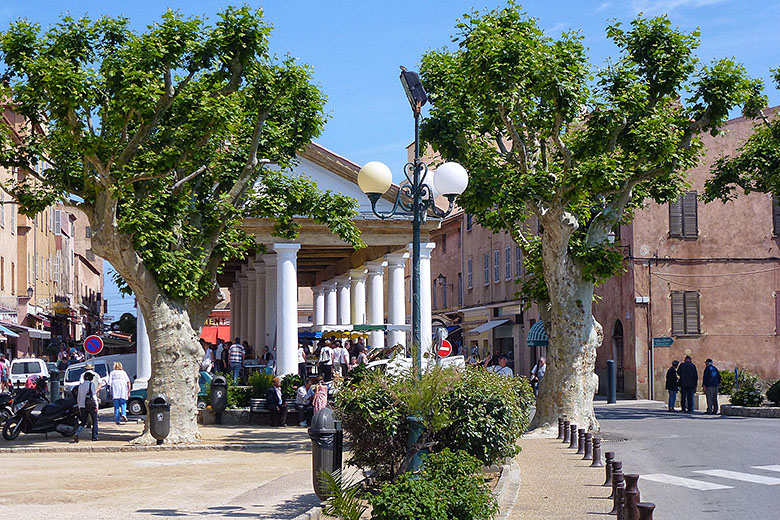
[0,324,20,339]
[527,320,548,347]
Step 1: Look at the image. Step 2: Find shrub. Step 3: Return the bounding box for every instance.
[767,380,780,405]
[370,476,448,520]
[227,385,251,408]
[319,469,368,520]
[719,369,736,395]
[248,371,274,398]
[728,369,763,407]
[281,374,303,400]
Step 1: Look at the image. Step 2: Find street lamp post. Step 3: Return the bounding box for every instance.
[358,68,468,378]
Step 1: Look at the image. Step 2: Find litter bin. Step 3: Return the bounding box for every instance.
[48,369,60,402]
[211,375,228,424]
[148,394,171,445]
[308,407,343,500]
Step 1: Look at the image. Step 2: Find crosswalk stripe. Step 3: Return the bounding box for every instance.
[642,474,733,490]
[694,469,780,485]
[752,465,780,473]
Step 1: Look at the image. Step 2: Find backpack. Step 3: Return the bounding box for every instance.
[83,382,97,410]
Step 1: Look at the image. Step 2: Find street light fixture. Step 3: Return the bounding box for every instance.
[358,68,468,378]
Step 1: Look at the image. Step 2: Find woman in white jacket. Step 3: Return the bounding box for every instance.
[109,362,132,424]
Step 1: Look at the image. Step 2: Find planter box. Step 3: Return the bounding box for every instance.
[720,405,780,418]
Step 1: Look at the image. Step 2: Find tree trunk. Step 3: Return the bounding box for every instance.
[131,294,202,444]
[530,212,603,433]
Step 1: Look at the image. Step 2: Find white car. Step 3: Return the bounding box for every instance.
[9,358,50,388]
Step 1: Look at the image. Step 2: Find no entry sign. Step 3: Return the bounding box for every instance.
[437,339,452,357]
[84,335,104,355]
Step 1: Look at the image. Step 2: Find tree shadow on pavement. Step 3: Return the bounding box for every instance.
[135,493,321,518]
[596,406,745,423]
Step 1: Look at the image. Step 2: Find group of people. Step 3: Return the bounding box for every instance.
[264,375,329,427]
[199,337,274,382]
[307,337,369,383]
[55,345,87,370]
[665,356,722,414]
[72,361,132,442]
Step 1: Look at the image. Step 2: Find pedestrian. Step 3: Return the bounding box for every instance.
[354,344,368,367]
[530,357,546,396]
[264,376,288,427]
[335,341,350,377]
[295,378,314,426]
[200,340,214,373]
[0,355,9,392]
[109,361,131,424]
[228,337,245,383]
[485,354,514,376]
[261,346,274,366]
[297,343,308,381]
[215,340,225,373]
[677,355,698,413]
[242,340,254,360]
[318,340,334,382]
[73,371,99,442]
[702,359,722,414]
[312,376,328,414]
[665,360,680,411]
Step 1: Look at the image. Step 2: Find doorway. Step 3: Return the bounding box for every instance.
[612,320,625,394]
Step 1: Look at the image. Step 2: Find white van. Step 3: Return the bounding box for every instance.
[64,354,137,404]
[9,358,50,388]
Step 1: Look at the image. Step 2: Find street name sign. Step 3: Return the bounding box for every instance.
[653,336,674,348]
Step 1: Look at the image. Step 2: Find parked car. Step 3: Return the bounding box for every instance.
[9,358,49,388]
[127,371,213,416]
[63,354,137,405]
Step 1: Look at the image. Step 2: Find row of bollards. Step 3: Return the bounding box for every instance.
[556,416,656,520]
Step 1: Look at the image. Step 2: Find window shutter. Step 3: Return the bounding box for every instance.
[669,200,683,237]
[684,291,700,334]
[54,210,61,235]
[432,280,437,309]
[441,277,447,308]
[682,191,698,237]
[484,254,489,285]
[53,254,60,283]
[773,196,780,236]
[671,292,685,334]
[467,259,473,288]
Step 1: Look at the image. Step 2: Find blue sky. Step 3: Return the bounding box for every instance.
[2,0,778,317]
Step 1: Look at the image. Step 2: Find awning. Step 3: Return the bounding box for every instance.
[527,320,549,347]
[200,325,231,344]
[0,324,20,339]
[466,319,511,336]
[5,323,51,340]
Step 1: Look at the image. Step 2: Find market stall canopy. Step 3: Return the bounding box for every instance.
[527,320,548,347]
[466,319,510,336]
[0,324,20,338]
[201,325,231,344]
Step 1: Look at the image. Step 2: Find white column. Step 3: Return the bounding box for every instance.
[239,269,250,343]
[335,275,351,326]
[323,281,337,325]
[366,260,387,349]
[274,243,300,376]
[263,254,278,349]
[232,281,242,343]
[135,307,151,390]
[246,266,257,349]
[228,286,237,340]
[312,286,325,326]
[385,252,409,348]
[350,268,367,325]
[412,242,436,358]
[253,257,266,351]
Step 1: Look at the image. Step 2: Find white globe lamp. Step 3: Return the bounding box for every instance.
[358,161,393,195]
[432,162,468,197]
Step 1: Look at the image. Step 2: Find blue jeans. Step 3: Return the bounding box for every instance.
[113,398,127,422]
[667,390,677,410]
[231,363,242,382]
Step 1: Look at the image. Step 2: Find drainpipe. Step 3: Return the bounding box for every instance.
[647,259,654,400]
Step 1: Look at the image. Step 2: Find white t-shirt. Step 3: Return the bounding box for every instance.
[531,364,546,379]
[297,347,306,364]
[336,347,350,365]
[295,385,313,405]
[319,346,333,365]
[109,369,131,400]
[489,365,514,377]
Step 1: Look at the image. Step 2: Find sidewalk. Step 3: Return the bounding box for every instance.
[508,434,613,520]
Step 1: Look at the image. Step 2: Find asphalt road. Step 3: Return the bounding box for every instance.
[596,401,780,520]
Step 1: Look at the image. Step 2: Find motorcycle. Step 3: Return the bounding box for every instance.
[0,392,13,423]
[2,377,80,441]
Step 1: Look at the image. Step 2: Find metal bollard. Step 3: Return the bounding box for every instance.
[607,359,617,404]
[583,432,593,460]
[591,437,604,467]
[623,474,640,520]
[604,451,615,485]
[609,461,623,499]
[576,428,586,454]
[637,502,655,520]
[569,425,578,449]
[563,420,571,443]
[557,417,564,439]
[609,469,625,515]
[615,484,626,520]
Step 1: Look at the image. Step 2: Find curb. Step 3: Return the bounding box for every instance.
[495,457,522,520]
[292,506,322,520]
[0,441,308,454]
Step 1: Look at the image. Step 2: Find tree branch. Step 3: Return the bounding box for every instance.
[171,165,208,192]
[498,103,528,173]
[551,110,572,172]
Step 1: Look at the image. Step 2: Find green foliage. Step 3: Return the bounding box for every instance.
[334,366,534,481]
[0,7,363,307]
[227,385,251,408]
[719,369,736,395]
[436,369,534,464]
[766,380,780,405]
[729,370,763,406]
[281,374,302,400]
[418,5,760,308]
[319,469,368,520]
[248,371,273,398]
[370,450,498,520]
[343,362,371,387]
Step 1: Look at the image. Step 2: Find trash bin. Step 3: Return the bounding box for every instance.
[48,369,60,402]
[148,394,170,445]
[211,375,228,424]
[308,407,343,500]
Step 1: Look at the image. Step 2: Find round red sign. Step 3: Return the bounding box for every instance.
[437,339,452,357]
[84,335,104,355]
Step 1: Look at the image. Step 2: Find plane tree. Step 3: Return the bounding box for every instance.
[0,7,362,443]
[419,5,762,430]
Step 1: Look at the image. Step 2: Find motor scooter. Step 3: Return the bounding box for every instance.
[0,392,13,423]
[2,377,80,440]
